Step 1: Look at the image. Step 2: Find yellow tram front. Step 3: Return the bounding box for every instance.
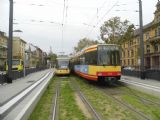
[55,57,70,75]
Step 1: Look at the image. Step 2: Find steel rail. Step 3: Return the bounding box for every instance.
[52,80,60,120]
[99,88,151,120]
[70,79,102,120]
[114,82,160,106]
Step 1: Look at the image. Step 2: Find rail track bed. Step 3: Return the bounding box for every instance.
[77,78,160,120]
[29,76,160,120]
[98,87,151,120]
[70,78,102,120]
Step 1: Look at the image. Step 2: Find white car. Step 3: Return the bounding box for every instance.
[123,67,135,71]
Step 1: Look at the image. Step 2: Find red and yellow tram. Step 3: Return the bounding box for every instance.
[70,44,121,82]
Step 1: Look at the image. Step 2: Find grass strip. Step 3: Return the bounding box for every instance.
[122,94,160,120]
[59,78,90,120]
[119,85,160,103]
[28,77,57,120]
[115,83,160,120]
[73,76,137,120]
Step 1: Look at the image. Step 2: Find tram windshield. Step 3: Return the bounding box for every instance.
[12,60,20,65]
[57,60,69,69]
[98,45,120,66]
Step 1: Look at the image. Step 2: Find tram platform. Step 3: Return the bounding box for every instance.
[121,75,160,97]
[0,69,54,120]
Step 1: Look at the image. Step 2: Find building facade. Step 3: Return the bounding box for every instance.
[35,46,43,67]
[25,43,37,68]
[0,31,7,70]
[121,1,160,70]
[42,52,47,66]
[13,37,26,59]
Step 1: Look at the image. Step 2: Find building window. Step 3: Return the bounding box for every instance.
[146,44,150,53]
[128,51,130,57]
[128,59,130,66]
[147,49,150,53]
[145,32,150,40]
[131,50,134,57]
[155,29,158,37]
[158,27,160,36]
[154,43,159,52]
[123,51,125,57]
[158,16,160,22]
[136,37,140,44]
[132,59,134,66]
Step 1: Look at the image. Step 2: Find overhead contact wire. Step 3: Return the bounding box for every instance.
[86,0,119,38]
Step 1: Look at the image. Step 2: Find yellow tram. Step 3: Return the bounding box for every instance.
[5,59,24,71]
[55,55,70,75]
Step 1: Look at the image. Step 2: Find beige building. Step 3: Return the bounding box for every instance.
[0,31,7,70]
[25,44,46,68]
[13,37,26,59]
[35,46,43,67]
[25,43,37,68]
[42,52,47,66]
[121,1,160,70]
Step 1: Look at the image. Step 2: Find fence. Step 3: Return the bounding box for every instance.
[122,69,160,81]
[0,67,47,84]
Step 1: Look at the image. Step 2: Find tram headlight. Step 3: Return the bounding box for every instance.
[98,73,102,76]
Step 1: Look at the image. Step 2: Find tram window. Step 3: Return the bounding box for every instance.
[85,51,97,65]
[98,45,120,66]
[75,57,80,65]
[80,55,85,65]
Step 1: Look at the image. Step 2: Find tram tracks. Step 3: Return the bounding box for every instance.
[114,82,160,107]
[52,80,61,120]
[75,78,154,120]
[98,87,151,120]
[70,78,103,120]
[29,76,160,120]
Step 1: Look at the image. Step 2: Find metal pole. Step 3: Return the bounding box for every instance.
[7,0,13,83]
[139,0,145,79]
[23,52,26,77]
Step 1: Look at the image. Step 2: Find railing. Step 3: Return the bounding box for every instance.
[0,67,48,84]
[122,68,160,81]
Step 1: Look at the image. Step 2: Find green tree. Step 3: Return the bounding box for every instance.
[74,38,99,52]
[100,17,134,44]
[119,24,135,44]
[48,52,57,65]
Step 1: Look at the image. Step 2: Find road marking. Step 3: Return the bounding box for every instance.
[0,72,51,115]
[121,79,160,92]
[14,72,53,120]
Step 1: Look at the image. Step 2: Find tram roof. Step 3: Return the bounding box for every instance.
[71,44,119,58]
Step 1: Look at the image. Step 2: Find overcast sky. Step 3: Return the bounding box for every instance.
[0,0,158,54]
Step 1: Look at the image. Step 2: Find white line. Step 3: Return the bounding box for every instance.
[0,72,51,115]
[121,79,160,92]
[14,72,53,120]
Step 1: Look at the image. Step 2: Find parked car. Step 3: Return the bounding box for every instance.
[123,66,135,71]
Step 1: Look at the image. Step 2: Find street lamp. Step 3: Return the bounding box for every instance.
[7,0,13,83]
[138,0,145,79]
[13,29,23,32]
